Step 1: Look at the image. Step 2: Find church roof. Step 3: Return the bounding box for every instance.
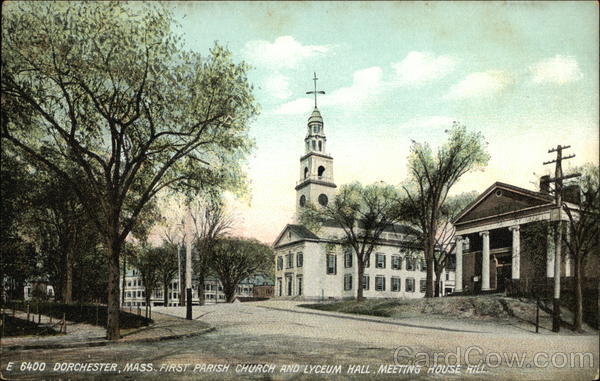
[308,107,323,124]
[322,219,420,235]
[453,181,554,225]
[288,224,320,239]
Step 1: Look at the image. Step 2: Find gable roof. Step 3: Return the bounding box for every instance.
[272,223,320,247]
[454,182,554,225]
[321,219,420,235]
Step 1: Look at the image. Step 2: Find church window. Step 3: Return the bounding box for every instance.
[391,277,401,292]
[344,274,353,291]
[286,253,294,268]
[344,250,353,268]
[304,167,309,179]
[406,256,415,271]
[296,252,303,267]
[312,141,316,150]
[376,253,386,268]
[318,194,328,206]
[326,254,337,274]
[318,166,325,177]
[299,195,306,207]
[375,276,386,291]
[318,141,322,151]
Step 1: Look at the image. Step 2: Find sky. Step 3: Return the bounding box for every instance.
[160,1,598,243]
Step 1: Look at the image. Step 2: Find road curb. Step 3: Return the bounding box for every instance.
[2,327,215,352]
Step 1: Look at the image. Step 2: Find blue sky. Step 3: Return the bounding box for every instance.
[163,1,598,242]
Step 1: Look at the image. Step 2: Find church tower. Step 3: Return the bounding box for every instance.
[296,73,336,217]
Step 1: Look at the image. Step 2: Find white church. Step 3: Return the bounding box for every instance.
[273,76,455,300]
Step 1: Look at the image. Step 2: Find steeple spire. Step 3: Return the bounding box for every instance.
[306,72,325,108]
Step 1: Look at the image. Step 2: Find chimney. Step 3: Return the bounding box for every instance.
[539,175,550,194]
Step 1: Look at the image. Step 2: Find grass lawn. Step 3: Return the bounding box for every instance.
[8,301,152,329]
[301,295,552,322]
[1,313,59,337]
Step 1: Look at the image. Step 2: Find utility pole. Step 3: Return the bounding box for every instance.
[543,144,580,332]
[184,208,194,320]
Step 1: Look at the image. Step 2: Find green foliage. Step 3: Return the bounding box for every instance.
[210,237,274,302]
[2,1,257,338]
[300,182,405,299]
[402,122,489,297]
[301,182,404,260]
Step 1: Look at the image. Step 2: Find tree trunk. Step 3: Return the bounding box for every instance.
[121,253,127,305]
[356,258,365,301]
[434,267,443,297]
[573,256,583,332]
[425,239,435,298]
[198,274,205,306]
[224,284,235,303]
[106,236,122,341]
[64,249,73,303]
[163,281,169,306]
[145,293,150,318]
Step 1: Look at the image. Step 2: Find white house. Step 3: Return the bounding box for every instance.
[273,92,455,301]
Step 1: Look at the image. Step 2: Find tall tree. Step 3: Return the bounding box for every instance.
[403,123,489,297]
[131,245,162,318]
[0,146,39,301]
[210,238,273,303]
[191,198,232,305]
[155,242,180,307]
[561,164,599,332]
[301,182,406,301]
[2,2,256,339]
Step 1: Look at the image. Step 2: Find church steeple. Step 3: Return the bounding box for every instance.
[295,73,336,217]
[304,73,327,154]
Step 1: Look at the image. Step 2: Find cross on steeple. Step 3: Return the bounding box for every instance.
[306,72,325,108]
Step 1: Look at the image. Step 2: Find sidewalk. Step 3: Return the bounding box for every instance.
[1,310,213,351]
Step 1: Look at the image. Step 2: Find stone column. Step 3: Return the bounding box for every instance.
[480,231,490,291]
[509,226,520,280]
[546,228,555,278]
[455,236,463,293]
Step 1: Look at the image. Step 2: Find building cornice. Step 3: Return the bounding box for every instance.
[300,152,333,161]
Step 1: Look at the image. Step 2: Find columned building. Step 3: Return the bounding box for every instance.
[451,181,591,294]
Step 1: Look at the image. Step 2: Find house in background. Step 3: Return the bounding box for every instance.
[121,270,271,307]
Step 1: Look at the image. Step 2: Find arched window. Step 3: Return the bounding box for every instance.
[304,167,309,179]
[312,141,316,150]
[318,166,325,177]
[318,141,322,151]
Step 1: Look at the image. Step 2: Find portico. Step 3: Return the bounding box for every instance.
[452,182,572,294]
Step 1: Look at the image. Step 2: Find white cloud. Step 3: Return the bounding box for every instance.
[397,116,455,130]
[446,70,512,100]
[530,55,583,84]
[273,66,384,115]
[264,72,292,99]
[243,36,329,70]
[392,51,457,86]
